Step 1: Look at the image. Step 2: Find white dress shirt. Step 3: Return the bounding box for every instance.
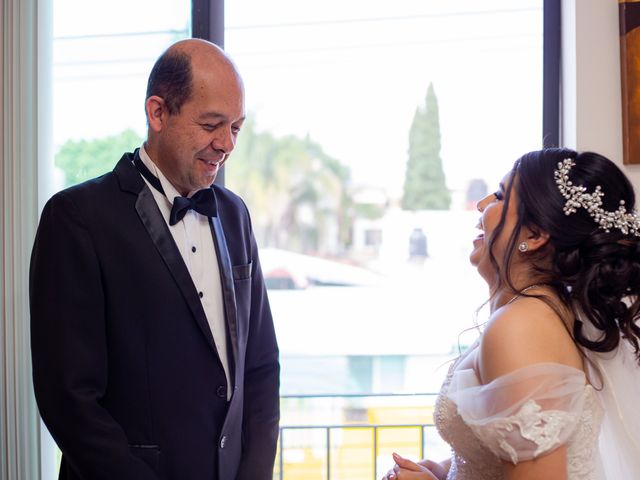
[138,145,231,398]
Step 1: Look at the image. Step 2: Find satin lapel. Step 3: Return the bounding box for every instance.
[209,216,239,371]
[135,187,217,352]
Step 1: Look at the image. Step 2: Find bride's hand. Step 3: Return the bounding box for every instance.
[380,453,440,480]
[416,459,448,480]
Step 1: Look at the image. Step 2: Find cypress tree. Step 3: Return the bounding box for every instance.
[402,83,451,210]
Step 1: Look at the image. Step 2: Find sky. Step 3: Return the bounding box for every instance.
[52,0,543,201]
[225,0,543,197]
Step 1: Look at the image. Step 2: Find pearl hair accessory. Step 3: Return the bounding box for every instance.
[554,158,640,236]
[518,242,529,252]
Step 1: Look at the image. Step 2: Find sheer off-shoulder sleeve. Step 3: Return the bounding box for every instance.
[446,363,588,464]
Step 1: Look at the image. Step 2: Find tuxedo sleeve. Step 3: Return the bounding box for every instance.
[235,219,280,479]
[30,192,159,480]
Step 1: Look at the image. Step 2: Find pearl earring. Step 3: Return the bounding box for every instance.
[518,242,529,252]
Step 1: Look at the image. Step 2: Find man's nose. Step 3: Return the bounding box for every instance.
[212,128,235,153]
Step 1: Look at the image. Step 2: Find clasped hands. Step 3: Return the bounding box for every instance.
[381,453,447,480]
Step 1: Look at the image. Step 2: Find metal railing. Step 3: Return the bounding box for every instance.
[276,393,441,480]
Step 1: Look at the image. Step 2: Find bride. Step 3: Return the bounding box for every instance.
[383,149,640,480]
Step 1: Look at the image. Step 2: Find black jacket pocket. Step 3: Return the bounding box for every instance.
[232,261,252,281]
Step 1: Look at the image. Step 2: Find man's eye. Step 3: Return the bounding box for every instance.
[202,123,219,131]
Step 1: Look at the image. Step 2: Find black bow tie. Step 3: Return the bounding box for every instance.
[134,152,218,226]
[169,189,217,225]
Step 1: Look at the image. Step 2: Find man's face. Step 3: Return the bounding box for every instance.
[155,64,245,195]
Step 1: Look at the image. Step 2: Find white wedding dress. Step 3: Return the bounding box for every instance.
[433,342,606,480]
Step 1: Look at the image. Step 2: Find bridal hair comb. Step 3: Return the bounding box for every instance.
[554,158,640,236]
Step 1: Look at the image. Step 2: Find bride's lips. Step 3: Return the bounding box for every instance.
[473,219,484,246]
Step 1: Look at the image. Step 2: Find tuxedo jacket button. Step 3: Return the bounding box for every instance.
[216,385,226,398]
[220,435,227,449]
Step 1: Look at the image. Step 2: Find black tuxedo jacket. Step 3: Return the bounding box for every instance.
[30,152,280,480]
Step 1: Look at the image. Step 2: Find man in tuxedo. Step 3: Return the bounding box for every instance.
[30,39,280,480]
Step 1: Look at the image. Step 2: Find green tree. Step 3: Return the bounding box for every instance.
[402,83,451,210]
[54,123,355,255]
[227,117,353,254]
[55,129,144,187]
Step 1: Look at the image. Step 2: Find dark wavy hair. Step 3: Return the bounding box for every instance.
[146,49,192,115]
[487,148,640,362]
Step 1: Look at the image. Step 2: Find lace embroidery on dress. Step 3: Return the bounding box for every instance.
[435,361,502,480]
[469,399,580,464]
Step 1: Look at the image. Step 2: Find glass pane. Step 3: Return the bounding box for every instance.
[225,0,543,477]
[43,2,191,477]
[52,0,191,191]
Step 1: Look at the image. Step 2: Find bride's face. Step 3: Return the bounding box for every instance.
[470,172,521,283]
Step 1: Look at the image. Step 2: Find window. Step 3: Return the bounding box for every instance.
[39,1,554,477]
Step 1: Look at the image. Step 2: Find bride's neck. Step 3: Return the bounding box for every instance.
[489,282,547,312]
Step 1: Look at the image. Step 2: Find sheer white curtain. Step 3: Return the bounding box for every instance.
[1,0,49,477]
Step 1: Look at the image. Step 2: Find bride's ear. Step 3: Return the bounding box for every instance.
[522,226,550,252]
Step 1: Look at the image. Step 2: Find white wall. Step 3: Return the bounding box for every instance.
[562,0,640,188]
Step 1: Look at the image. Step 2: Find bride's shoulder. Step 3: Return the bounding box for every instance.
[477,297,583,383]
[483,297,567,349]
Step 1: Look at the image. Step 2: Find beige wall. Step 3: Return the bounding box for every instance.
[562,0,640,188]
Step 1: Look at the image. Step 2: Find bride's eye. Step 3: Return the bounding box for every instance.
[494,190,504,201]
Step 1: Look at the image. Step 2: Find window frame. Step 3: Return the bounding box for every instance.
[192,0,227,184]
[543,0,561,148]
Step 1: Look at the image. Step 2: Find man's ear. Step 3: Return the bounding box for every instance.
[523,226,550,252]
[145,96,167,133]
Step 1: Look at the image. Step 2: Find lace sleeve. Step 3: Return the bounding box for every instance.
[446,363,588,464]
